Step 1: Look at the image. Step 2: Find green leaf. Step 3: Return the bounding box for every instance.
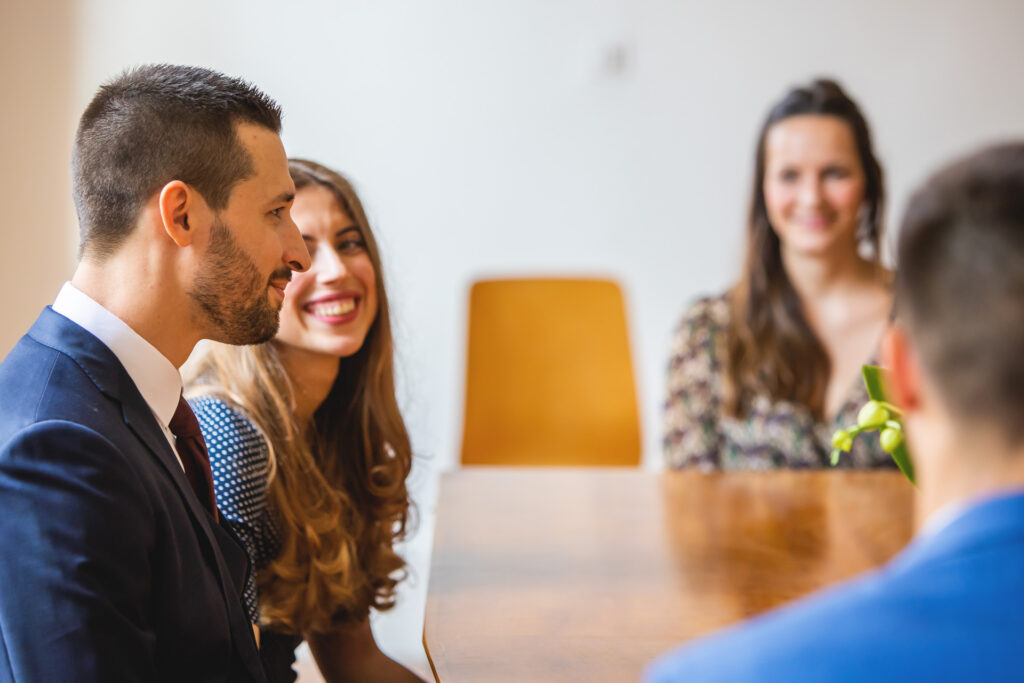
[861,366,916,486]
[862,365,887,401]
[889,445,916,485]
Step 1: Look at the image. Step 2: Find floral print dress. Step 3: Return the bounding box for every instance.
[663,294,894,471]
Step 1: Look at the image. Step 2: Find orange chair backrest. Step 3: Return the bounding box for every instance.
[460,278,641,466]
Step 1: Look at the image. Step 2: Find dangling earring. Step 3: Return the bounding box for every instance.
[855,204,875,261]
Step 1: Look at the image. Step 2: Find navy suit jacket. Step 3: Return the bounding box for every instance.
[0,309,267,682]
[646,491,1024,682]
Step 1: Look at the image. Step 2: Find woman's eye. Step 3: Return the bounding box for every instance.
[779,169,798,182]
[270,207,283,218]
[824,167,851,179]
[338,239,365,253]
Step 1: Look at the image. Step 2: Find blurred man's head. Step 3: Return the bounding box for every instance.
[890,142,1024,458]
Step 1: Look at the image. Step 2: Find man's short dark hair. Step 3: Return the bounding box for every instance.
[72,64,282,259]
[896,142,1024,444]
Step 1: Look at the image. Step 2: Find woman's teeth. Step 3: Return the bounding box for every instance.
[309,299,356,317]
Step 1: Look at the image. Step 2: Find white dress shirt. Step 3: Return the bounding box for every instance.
[52,282,185,471]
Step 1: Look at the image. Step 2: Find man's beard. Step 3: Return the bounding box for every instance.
[188,217,289,345]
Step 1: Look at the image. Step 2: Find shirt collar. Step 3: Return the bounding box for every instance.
[893,489,1024,575]
[918,488,1024,542]
[52,282,182,428]
[917,499,969,541]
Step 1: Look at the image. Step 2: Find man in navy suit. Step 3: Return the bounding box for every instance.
[0,65,310,681]
[647,142,1024,682]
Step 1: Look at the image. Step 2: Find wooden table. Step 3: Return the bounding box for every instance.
[423,467,915,682]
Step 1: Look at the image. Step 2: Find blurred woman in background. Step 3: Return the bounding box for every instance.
[186,159,422,682]
[664,79,895,470]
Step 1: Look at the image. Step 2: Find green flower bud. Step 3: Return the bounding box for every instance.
[879,425,903,453]
[857,400,890,429]
[831,429,853,452]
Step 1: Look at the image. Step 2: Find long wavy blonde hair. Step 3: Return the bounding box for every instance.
[184,159,413,634]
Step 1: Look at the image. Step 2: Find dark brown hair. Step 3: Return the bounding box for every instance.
[725,78,886,418]
[72,64,282,260]
[896,142,1024,444]
[185,160,413,633]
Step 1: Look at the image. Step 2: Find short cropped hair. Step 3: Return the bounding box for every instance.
[896,142,1024,444]
[72,64,282,259]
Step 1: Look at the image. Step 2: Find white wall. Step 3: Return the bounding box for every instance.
[8,0,1024,676]
[77,0,1024,476]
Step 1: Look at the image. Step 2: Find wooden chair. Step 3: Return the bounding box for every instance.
[460,278,641,466]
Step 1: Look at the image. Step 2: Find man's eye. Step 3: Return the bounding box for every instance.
[270,207,284,217]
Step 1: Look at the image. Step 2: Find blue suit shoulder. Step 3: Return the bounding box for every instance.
[0,323,120,437]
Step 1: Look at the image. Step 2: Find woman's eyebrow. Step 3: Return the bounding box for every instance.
[336,226,361,239]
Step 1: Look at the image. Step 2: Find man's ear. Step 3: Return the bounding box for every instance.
[158,181,195,247]
[881,323,922,412]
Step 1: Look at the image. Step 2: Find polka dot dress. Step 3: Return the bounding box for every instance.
[190,396,281,622]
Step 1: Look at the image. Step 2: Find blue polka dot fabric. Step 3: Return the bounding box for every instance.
[190,396,281,622]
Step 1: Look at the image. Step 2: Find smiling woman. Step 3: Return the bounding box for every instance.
[183,159,422,682]
[276,180,378,362]
[663,79,897,472]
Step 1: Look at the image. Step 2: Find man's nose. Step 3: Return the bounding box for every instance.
[282,216,311,273]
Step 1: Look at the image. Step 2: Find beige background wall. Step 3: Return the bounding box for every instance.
[0,0,77,358]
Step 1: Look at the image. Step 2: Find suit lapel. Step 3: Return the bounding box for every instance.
[122,407,265,680]
[29,309,266,681]
[121,385,218,530]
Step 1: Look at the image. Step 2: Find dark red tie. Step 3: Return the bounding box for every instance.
[169,395,219,521]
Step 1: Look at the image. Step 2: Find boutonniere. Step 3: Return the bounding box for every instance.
[830,366,915,485]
